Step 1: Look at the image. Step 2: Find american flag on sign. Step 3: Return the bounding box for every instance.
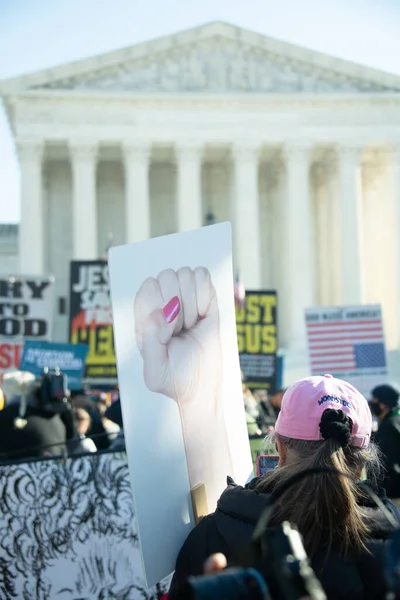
[307,311,386,375]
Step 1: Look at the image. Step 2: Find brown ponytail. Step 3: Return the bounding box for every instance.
[255,432,381,556]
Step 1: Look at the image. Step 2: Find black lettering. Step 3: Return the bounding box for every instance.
[0,281,23,299]
[26,281,50,299]
[95,325,109,356]
[74,327,89,345]
[13,303,29,317]
[23,319,47,336]
[0,318,20,335]
[0,303,11,316]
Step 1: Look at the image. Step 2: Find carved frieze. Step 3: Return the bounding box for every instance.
[34,38,392,94]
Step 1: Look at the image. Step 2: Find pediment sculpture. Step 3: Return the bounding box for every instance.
[35,38,393,94]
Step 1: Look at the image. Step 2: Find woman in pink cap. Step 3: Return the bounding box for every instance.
[168,375,400,600]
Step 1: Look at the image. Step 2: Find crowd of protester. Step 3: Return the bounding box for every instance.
[0,372,125,462]
[2,368,400,598]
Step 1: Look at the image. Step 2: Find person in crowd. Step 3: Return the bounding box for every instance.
[242,373,265,435]
[268,387,286,418]
[0,371,73,461]
[370,384,400,498]
[70,391,110,450]
[105,398,126,451]
[254,388,282,430]
[69,408,97,454]
[245,410,262,437]
[96,393,120,443]
[168,375,399,600]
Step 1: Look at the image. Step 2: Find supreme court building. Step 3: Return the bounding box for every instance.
[1,22,400,367]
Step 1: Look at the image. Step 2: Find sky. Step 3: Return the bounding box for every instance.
[0,0,400,223]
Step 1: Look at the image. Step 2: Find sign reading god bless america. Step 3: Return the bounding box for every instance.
[305,304,387,396]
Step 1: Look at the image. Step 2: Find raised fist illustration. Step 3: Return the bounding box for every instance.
[134,267,222,406]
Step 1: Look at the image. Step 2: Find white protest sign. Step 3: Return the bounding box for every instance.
[108,223,251,588]
[306,304,387,396]
[0,276,55,375]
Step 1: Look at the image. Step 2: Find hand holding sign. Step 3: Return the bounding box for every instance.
[134,267,222,408]
[134,266,232,495]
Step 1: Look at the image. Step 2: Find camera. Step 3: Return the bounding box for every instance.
[14,367,71,430]
[175,520,326,600]
[39,367,70,413]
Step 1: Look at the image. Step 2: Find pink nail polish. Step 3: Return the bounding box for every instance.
[162,296,180,323]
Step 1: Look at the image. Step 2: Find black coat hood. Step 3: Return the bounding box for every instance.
[216,476,397,541]
[170,478,400,600]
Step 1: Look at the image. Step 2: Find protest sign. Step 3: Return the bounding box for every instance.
[0,276,54,375]
[108,223,251,588]
[20,341,88,390]
[306,304,387,396]
[0,452,169,600]
[69,261,116,379]
[236,291,278,392]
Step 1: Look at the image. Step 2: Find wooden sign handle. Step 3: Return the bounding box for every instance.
[190,483,208,524]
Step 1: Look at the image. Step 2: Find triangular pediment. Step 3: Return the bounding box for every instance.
[2,22,400,95]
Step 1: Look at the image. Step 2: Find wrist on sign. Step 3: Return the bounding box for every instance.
[178,386,224,424]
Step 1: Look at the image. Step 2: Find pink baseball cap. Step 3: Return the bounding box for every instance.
[275,374,372,448]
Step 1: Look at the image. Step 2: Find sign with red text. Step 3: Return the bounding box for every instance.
[0,276,55,374]
[69,261,116,379]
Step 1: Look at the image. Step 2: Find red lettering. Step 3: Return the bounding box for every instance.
[0,343,22,371]
[15,344,21,368]
[0,344,12,369]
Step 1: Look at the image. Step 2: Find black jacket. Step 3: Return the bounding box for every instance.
[374,409,400,498]
[0,402,69,461]
[169,478,400,600]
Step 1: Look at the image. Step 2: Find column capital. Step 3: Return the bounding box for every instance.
[69,139,98,163]
[231,143,260,163]
[122,140,152,164]
[175,142,204,163]
[283,139,314,161]
[16,138,44,163]
[389,144,400,164]
[337,143,364,164]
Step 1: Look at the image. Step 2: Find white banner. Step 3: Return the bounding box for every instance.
[0,452,168,600]
[109,223,252,588]
[0,276,55,375]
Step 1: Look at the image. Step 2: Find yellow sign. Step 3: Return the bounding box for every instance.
[236,291,278,391]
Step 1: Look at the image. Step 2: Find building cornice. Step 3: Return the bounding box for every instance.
[7,90,400,108]
[1,22,400,94]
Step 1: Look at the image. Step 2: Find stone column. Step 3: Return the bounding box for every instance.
[69,140,98,260]
[390,146,400,348]
[176,143,203,232]
[284,142,313,346]
[313,163,329,305]
[338,145,364,304]
[232,145,261,289]
[123,143,151,243]
[17,139,44,274]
